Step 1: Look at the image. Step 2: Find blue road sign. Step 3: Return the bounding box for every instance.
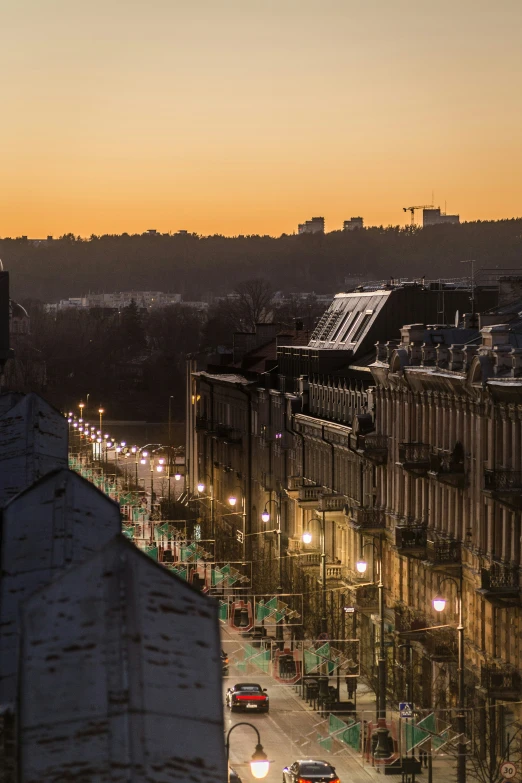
[399,702,413,719]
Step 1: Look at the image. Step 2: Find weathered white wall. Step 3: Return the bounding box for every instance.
[0,469,121,704]
[0,393,67,507]
[19,536,226,783]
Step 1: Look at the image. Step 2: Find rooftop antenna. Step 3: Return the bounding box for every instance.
[461,259,475,316]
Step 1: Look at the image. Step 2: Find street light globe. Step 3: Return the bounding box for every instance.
[228,495,237,507]
[140,459,146,465]
[131,446,137,453]
[73,422,78,428]
[302,531,312,545]
[156,465,163,472]
[261,509,270,523]
[197,482,205,493]
[356,559,368,574]
[121,441,126,447]
[174,473,182,481]
[433,595,447,613]
[250,745,269,779]
[158,458,165,465]
[142,451,149,457]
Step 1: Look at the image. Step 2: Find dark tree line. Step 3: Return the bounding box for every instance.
[8,281,324,420]
[3,219,522,303]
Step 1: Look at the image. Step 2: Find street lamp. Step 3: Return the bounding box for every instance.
[225,722,269,781]
[228,485,246,563]
[433,575,466,783]
[98,407,104,431]
[301,513,327,635]
[197,473,215,537]
[260,497,283,639]
[357,537,391,759]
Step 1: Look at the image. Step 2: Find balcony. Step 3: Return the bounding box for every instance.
[428,448,466,488]
[347,506,386,533]
[483,469,522,510]
[300,551,321,567]
[297,485,323,508]
[318,494,347,515]
[350,433,389,465]
[195,415,210,431]
[397,443,431,476]
[424,538,462,569]
[321,563,343,582]
[394,523,427,555]
[480,666,522,701]
[478,561,520,605]
[212,423,242,445]
[286,476,316,498]
[353,584,379,612]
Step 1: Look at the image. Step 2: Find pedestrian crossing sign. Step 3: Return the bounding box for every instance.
[399,702,413,718]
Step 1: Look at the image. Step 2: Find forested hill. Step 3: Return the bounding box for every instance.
[3,218,522,302]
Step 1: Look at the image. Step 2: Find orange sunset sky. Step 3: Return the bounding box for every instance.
[1,0,521,238]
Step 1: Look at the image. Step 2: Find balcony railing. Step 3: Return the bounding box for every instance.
[324,564,343,581]
[318,494,347,513]
[353,584,379,610]
[298,486,323,504]
[485,469,522,491]
[287,476,316,491]
[429,449,466,487]
[480,562,520,595]
[195,415,209,431]
[212,423,242,444]
[481,666,522,700]
[484,470,522,508]
[397,443,431,473]
[425,539,462,566]
[395,525,427,552]
[300,552,321,567]
[351,433,389,465]
[347,506,386,532]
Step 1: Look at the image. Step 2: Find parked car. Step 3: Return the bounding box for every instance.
[282,760,340,783]
[225,683,269,713]
[229,767,242,783]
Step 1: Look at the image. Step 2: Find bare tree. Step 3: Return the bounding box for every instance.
[233,278,274,332]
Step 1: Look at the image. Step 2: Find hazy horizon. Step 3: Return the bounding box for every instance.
[2,0,521,237]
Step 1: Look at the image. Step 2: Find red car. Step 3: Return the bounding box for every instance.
[226,683,269,713]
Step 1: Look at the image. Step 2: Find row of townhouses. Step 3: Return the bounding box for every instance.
[187,277,522,739]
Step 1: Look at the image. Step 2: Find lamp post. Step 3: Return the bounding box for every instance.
[197,473,215,539]
[225,722,269,781]
[261,497,283,640]
[356,536,390,759]
[433,574,466,783]
[228,485,246,564]
[98,407,104,431]
[302,513,327,635]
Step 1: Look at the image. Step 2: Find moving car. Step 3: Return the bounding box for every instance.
[282,760,340,783]
[225,683,269,713]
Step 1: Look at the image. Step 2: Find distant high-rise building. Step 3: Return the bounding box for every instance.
[343,217,364,231]
[298,216,325,234]
[423,207,460,227]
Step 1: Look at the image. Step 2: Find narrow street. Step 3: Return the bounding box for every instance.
[222,624,380,783]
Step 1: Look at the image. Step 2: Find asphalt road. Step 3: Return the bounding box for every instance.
[221,625,380,783]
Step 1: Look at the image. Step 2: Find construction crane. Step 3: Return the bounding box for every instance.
[403,205,434,226]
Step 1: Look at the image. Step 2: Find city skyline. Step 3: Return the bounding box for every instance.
[2,0,521,237]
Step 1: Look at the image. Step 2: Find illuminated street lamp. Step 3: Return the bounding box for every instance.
[228,485,246,562]
[301,515,327,634]
[98,407,104,430]
[261,498,283,639]
[225,722,270,781]
[433,576,466,783]
[358,537,390,759]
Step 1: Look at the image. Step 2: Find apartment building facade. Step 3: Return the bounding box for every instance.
[187,279,522,731]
